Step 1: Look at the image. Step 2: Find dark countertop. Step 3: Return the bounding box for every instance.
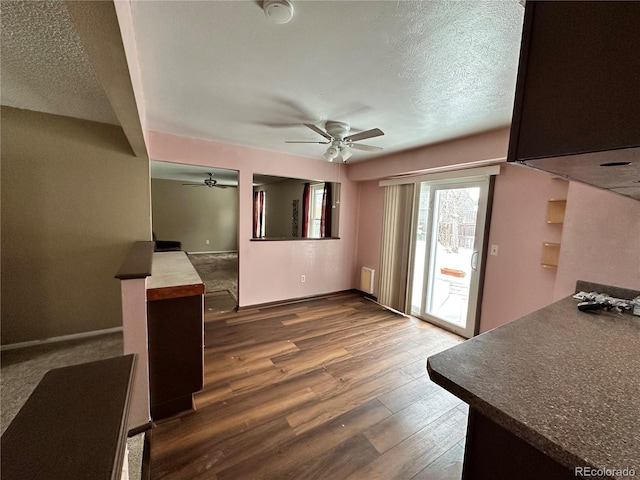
[115,241,154,279]
[427,296,640,479]
[1,355,136,480]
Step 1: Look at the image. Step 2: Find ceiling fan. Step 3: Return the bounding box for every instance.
[182,173,227,189]
[286,121,384,162]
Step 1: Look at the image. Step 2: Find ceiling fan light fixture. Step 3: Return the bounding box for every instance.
[324,144,339,162]
[263,0,294,24]
[339,145,353,163]
[286,121,384,162]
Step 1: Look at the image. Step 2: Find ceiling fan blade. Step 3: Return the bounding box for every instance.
[348,143,384,152]
[285,140,331,144]
[304,123,333,141]
[182,183,204,186]
[345,128,384,143]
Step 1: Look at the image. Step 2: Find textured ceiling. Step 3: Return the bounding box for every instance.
[131,0,525,162]
[1,0,525,165]
[0,0,119,125]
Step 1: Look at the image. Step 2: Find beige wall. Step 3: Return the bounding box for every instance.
[1,107,151,345]
[255,178,306,238]
[151,178,238,252]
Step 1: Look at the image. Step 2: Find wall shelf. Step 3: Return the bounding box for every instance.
[546,199,567,224]
[541,242,561,268]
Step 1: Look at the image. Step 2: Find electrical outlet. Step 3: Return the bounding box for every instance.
[205,240,210,245]
[490,245,499,256]
[300,275,306,283]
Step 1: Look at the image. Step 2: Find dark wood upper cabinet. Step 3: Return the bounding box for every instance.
[508,1,640,200]
[509,1,640,160]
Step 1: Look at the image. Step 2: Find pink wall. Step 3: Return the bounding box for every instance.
[148,131,358,306]
[120,277,150,431]
[350,159,571,333]
[349,129,511,299]
[149,128,638,329]
[354,181,385,296]
[345,127,589,334]
[479,164,569,332]
[348,127,511,182]
[554,182,640,299]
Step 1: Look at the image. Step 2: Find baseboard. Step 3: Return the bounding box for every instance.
[361,291,378,302]
[237,289,362,311]
[187,250,238,255]
[0,326,123,352]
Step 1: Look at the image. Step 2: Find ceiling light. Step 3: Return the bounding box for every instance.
[263,0,294,24]
[324,145,339,162]
[339,146,353,163]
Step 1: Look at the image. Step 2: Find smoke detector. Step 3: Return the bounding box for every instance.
[263,0,294,24]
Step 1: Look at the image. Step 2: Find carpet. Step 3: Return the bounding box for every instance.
[188,252,238,301]
[205,291,238,317]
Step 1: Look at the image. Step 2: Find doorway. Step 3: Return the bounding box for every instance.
[409,176,491,338]
[150,161,239,313]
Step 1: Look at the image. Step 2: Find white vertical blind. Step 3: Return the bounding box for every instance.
[378,183,415,312]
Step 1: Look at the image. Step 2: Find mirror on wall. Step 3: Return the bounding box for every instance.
[252,174,340,240]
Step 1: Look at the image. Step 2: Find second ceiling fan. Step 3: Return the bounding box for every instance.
[182,173,228,188]
[286,121,384,162]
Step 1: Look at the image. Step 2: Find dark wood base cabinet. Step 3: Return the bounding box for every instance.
[145,251,205,422]
[462,409,574,480]
[147,294,203,420]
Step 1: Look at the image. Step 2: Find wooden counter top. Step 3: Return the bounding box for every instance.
[427,296,640,479]
[146,252,204,301]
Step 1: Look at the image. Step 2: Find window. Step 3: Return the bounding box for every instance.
[309,183,324,238]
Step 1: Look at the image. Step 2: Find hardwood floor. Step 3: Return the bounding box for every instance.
[150,292,467,480]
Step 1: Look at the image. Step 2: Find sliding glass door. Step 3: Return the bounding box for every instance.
[410,176,491,338]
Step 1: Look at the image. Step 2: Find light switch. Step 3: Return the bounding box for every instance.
[490,245,499,256]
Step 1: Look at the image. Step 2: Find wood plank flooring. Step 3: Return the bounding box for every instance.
[149,292,467,480]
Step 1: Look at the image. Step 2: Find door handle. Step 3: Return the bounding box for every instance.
[471,251,479,271]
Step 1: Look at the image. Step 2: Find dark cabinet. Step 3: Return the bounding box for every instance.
[148,295,204,420]
[508,1,640,200]
[146,252,205,421]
